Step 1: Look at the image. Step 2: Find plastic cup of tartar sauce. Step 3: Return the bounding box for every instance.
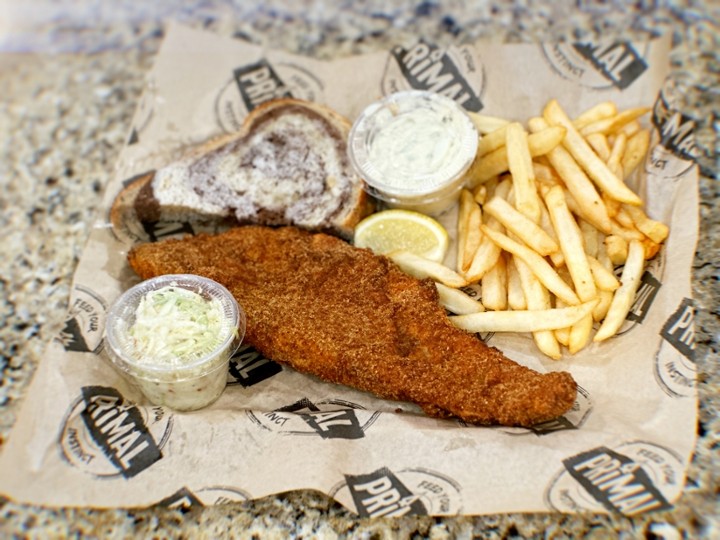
[104,274,245,411]
[348,90,479,216]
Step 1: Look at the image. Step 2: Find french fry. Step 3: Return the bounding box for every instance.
[593,289,614,322]
[457,190,482,273]
[623,201,669,246]
[594,240,646,341]
[554,300,571,346]
[506,123,542,223]
[606,132,627,180]
[602,192,621,218]
[464,222,503,282]
[543,185,597,304]
[579,219,599,258]
[476,125,508,157]
[569,313,594,354]
[532,161,560,187]
[463,179,511,281]
[480,224,580,305]
[473,184,488,205]
[586,132,611,162]
[449,300,598,333]
[579,107,651,137]
[435,283,485,315]
[605,234,629,265]
[387,250,467,288]
[593,236,616,321]
[642,238,662,260]
[507,256,527,311]
[467,125,566,186]
[618,120,641,138]
[481,254,508,310]
[528,116,612,233]
[514,257,561,359]
[610,219,645,242]
[622,129,651,177]
[573,101,618,129]
[543,99,642,206]
[539,200,565,267]
[483,196,559,256]
[587,255,620,291]
[614,206,636,230]
[484,175,500,200]
[467,112,511,134]
[544,241,595,353]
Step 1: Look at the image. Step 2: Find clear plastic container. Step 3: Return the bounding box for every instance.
[348,90,478,216]
[104,274,245,411]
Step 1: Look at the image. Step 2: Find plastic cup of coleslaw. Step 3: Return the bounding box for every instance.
[104,274,245,411]
[348,90,479,216]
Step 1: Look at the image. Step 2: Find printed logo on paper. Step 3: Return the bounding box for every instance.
[330,467,463,517]
[382,40,485,111]
[59,386,173,478]
[545,441,683,515]
[56,285,107,354]
[246,397,380,439]
[541,40,648,90]
[646,80,698,179]
[654,298,697,398]
[227,344,282,387]
[489,385,593,436]
[215,59,324,132]
[157,485,251,509]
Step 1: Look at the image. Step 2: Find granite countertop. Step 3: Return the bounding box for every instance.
[1,2,717,538]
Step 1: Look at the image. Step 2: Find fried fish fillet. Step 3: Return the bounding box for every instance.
[127,226,577,426]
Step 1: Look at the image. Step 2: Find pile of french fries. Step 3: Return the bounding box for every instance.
[388,99,669,360]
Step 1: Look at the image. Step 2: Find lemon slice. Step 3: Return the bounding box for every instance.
[353,209,449,262]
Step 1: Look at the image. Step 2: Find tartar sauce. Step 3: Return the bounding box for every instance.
[367,104,467,189]
[348,91,478,215]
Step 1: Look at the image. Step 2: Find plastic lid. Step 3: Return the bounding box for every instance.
[348,90,478,198]
[105,274,245,379]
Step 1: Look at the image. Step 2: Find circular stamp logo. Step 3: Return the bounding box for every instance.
[215,60,324,133]
[381,40,485,112]
[330,466,463,517]
[157,485,251,509]
[541,40,649,90]
[59,386,174,478]
[194,485,251,505]
[246,397,380,439]
[654,342,696,398]
[645,138,696,180]
[654,297,696,398]
[545,440,683,516]
[646,78,698,180]
[56,285,107,354]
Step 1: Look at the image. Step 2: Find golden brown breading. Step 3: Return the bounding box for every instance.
[127,226,577,426]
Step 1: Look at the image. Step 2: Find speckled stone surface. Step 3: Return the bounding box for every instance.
[0,1,717,538]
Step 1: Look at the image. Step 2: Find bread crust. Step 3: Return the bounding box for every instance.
[110,98,372,242]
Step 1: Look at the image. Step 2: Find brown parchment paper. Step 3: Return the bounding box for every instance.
[0,23,699,517]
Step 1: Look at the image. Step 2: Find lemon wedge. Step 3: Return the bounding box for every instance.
[353,209,449,263]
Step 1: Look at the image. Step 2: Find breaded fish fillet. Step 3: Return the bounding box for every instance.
[127,226,577,426]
